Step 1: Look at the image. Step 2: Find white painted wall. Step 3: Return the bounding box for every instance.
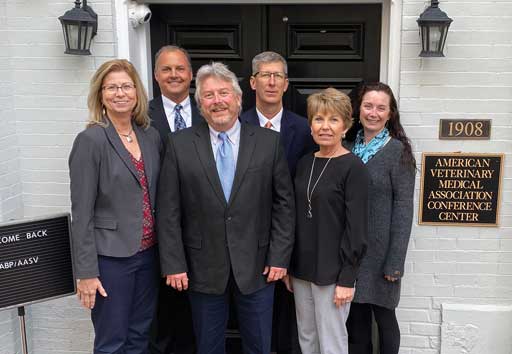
[0,0,116,352]
[0,0,511,353]
[398,1,512,353]
[0,1,23,353]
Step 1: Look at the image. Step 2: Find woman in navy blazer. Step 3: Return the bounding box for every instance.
[69,59,161,354]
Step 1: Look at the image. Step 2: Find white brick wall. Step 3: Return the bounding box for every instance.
[1,0,116,352]
[1,0,511,353]
[1,1,23,352]
[399,0,512,352]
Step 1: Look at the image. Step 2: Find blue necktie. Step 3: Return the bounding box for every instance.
[174,104,187,131]
[216,132,235,201]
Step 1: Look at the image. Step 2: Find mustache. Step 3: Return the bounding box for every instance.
[210,103,229,111]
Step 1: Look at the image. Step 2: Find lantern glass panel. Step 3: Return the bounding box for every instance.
[429,25,443,52]
[420,26,429,51]
[66,23,80,50]
[82,24,94,50]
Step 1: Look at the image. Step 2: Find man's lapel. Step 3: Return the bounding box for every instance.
[151,95,172,133]
[280,109,295,158]
[228,123,256,205]
[193,123,227,207]
[241,107,260,126]
[191,100,203,126]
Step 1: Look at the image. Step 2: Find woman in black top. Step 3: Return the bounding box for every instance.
[285,88,368,354]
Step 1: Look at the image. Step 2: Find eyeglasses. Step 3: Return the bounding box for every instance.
[102,83,136,94]
[253,71,287,81]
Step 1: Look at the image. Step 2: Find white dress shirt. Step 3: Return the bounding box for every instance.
[256,107,283,132]
[209,119,241,165]
[162,95,192,132]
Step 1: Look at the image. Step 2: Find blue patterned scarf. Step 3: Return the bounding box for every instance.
[352,128,390,164]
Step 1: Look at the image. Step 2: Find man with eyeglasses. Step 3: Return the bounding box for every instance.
[241,51,315,354]
[156,62,295,354]
[241,51,315,179]
[149,45,202,354]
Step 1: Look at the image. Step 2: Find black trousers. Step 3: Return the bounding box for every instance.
[346,302,400,354]
[148,278,196,354]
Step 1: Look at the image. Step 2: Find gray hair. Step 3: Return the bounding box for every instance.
[252,51,288,75]
[154,45,192,71]
[194,62,242,111]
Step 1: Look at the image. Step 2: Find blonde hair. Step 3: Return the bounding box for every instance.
[307,88,353,130]
[87,59,149,128]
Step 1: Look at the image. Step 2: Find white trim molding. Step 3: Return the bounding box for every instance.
[114,0,403,99]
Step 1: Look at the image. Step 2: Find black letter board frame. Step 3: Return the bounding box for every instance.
[419,153,504,227]
[0,213,75,311]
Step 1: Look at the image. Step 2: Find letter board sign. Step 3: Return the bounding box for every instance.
[419,153,503,226]
[0,213,75,310]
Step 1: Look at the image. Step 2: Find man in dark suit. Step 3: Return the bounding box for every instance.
[150,45,203,141]
[157,62,295,354]
[149,45,201,354]
[240,51,315,178]
[241,51,315,354]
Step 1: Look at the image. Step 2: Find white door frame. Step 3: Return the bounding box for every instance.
[113,0,403,99]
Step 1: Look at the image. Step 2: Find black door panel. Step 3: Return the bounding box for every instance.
[149,5,381,352]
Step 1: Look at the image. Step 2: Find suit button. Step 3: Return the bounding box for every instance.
[226,216,232,222]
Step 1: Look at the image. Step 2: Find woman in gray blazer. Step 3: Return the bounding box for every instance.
[346,82,416,354]
[69,59,161,354]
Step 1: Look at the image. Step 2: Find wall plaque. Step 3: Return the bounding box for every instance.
[0,213,75,310]
[419,153,503,226]
[439,119,491,139]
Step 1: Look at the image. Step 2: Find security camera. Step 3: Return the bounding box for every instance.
[128,1,152,28]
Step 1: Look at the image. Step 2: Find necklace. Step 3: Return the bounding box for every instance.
[306,149,339,219]
[118,127,134,143]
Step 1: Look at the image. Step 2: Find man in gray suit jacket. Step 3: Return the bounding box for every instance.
[149,45,201,354]
[157,62,295,354]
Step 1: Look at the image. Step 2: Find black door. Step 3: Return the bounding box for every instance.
[149,4,381,352]
[150,4,381,117]
[150,4,265,110]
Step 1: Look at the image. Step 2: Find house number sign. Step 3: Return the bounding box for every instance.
[439,119,491,140]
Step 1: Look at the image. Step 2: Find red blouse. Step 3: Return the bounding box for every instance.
[129,153,157,251]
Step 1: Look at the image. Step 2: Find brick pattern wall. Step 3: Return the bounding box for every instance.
[398,1,512,353]
[3,0,116,352]
[2,0,511,353]
[1,1,23,353]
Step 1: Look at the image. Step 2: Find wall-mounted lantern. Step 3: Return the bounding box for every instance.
[417,0,453,57]
[59,0,98,55]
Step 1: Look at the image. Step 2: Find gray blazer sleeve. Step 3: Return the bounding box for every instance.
[383,149,416,277]
[69,131,101,279]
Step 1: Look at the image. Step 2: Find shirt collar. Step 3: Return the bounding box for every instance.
[209,119,241,146]
[161,95,191,112]
[256,107,283,132]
